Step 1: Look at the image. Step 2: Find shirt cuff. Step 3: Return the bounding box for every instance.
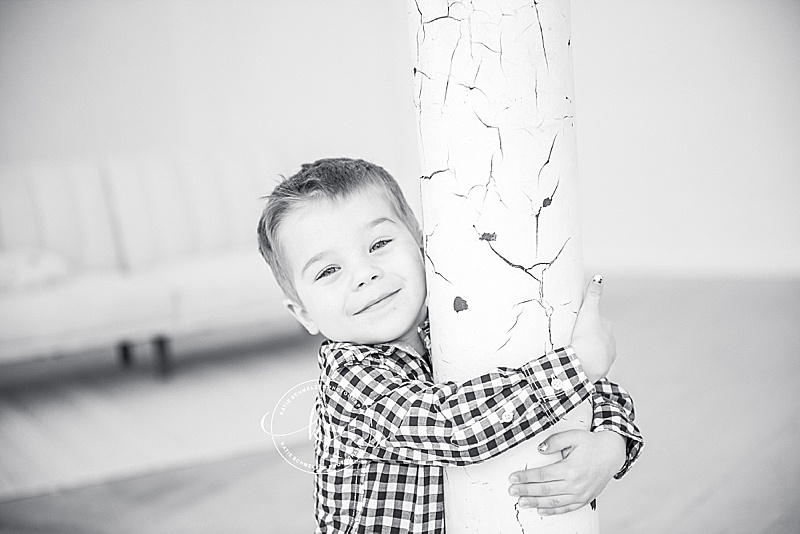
[520,346,594,425]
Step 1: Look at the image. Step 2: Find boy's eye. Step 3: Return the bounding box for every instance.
[315,266,339,281]
[370,239,392,253]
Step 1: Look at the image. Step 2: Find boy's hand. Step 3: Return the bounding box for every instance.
[571,275,616,382]
[508,430,626,515]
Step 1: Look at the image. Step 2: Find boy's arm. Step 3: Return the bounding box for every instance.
[320,343,594,468]
[506,379,643,515]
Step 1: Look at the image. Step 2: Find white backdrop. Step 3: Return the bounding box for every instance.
[1,0,797,277]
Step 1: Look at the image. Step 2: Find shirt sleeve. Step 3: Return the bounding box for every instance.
[590,378,644,479]
[320,345,594,467]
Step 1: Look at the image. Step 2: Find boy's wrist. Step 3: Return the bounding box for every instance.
[594,429,627,478]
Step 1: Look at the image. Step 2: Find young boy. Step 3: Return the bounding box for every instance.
[257,158,642,533]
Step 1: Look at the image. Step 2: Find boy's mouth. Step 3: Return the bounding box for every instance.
[354,289,400,315]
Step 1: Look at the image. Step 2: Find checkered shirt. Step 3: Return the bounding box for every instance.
[313,319,643,533]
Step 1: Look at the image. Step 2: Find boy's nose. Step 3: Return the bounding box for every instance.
[355,259,383,289]
[357,273,380,289]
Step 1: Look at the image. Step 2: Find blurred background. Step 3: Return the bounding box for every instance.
[0,0,798,533]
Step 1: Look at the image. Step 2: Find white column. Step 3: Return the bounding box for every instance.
[408,1,597,532]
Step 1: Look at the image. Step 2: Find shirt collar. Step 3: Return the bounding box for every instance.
[318,314,431,372]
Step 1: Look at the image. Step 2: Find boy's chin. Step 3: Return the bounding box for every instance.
[321,310,424,345]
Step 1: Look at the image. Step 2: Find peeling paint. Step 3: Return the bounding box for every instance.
[421,169,449,180]
[472,223,572,350]
[424,230,453,284]
[532,0,549,71]
[514,502,526,533]
[411,0,594,530]
[527,178,560,256]
[471,109,504,160]
[537,133,559,186]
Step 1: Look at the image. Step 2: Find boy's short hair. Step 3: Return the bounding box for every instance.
[257,158,421,303]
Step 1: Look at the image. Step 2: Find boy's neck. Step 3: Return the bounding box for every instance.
[388,332,426,360]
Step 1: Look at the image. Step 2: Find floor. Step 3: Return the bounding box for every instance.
[0,277,798,533]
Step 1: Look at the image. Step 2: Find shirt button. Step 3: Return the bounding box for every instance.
[551,377,564,391]
[501,411,514,423]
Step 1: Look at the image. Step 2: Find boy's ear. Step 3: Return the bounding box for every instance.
[283,298,320,336]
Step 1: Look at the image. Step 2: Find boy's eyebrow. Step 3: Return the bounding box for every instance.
[301,251,331,278]
[367,217,395,228]
[300,218,397,277]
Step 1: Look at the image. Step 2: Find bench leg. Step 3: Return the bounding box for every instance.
[118,341,134,368]
[153,335,173,377]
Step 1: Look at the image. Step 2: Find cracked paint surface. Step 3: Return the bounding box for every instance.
[411,0,583,378]
[409,1,597,532]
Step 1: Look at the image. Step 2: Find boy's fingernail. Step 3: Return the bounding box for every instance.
[592,274,603,284]
[538,442,548,453]
[509,487,519,496]
[510,475,520,483]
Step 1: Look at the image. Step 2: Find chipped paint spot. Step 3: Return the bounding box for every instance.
[453,296,469,312]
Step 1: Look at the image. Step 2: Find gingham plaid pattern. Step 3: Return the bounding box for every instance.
[592,378,643,478]
[313,319,643,533]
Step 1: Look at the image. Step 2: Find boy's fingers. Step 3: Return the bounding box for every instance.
[537,429,584,456]
[510,466,558,484]
[509,461,568,484]
[581,275,603,310]
[508,480,578,501]
[516,495,579,511]
[509,480,570,498]
[508,430,589,483]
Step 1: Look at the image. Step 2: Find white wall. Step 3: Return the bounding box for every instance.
[572,0,800,277]
[1,0,797,277]
[0,0,420,207]
[0,1,186,161]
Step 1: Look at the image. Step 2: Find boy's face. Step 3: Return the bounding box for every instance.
[280,186,428,350]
